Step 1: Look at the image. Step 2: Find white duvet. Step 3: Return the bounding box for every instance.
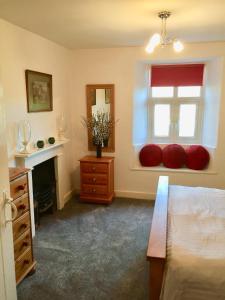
[161,185,225,300]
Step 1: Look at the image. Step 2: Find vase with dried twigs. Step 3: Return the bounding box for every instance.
[82,111,115,158]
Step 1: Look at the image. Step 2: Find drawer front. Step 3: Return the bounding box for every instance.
[10,174,28,200]
[15,249,32,282]
[81,162,108,174]
[82,174,108,185]
[14,229,31,260]
[13,212,30,241]
[82,184,107,195]
[13,194,29,220]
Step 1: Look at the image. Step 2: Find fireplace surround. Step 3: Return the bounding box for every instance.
[15,140,68,236]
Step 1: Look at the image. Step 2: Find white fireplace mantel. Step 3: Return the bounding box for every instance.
[15,139,69,237]
[15,139,68,159]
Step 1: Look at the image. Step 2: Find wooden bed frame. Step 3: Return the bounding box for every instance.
[147,176,169,300]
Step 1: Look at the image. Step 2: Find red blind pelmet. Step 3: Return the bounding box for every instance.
[151,64,204,87]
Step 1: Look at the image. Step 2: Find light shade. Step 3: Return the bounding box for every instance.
[145,33,160,53]
[173,40,184,52]
[145,11,185,54]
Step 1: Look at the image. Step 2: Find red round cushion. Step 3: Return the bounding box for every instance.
[163,144,186,169]
[186,145,210,170]
[139,144,162,167]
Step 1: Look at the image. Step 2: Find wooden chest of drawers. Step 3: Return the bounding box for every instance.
[9,168,36,285]
[79,156,114,204]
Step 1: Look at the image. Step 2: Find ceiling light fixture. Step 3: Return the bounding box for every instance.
[146,11,184,54]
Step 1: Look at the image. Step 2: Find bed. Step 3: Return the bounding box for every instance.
[147,176,225,300]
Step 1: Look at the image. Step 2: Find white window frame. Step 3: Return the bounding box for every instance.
[148,86,204,144]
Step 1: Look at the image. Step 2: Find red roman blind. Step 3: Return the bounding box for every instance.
[151,64,204,87]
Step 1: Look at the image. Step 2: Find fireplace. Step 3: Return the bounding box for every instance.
[32,158,56,226]
[15,139,69,237]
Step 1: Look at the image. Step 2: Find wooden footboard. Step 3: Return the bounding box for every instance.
[147,176,169,300]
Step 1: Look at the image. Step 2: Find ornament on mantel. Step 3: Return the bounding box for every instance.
[57,114,67,140]
[36,140,45,149]
[18,120,31,154]
[48,137,55,144]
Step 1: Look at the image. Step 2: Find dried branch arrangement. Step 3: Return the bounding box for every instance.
[82,111,115,147]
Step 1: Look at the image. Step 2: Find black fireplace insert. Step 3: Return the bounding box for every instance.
[32,158,56,226]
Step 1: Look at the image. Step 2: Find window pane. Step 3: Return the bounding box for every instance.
[152,87,174,98]
[179,104,196,137]
[178,86,201,97]
[154,104,170,136]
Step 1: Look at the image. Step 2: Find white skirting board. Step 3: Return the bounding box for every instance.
[115,190,155,200]
[63,190,75,206]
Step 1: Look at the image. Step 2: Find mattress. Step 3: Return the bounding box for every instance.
[161,185,225,300]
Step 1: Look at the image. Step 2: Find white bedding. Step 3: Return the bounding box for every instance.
[161,185,225,300]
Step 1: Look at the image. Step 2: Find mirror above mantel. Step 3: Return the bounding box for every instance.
[86,84,115,152]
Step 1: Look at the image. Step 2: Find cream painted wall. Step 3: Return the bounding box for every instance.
[1,15,225,201]
[71,44,225,199]
[0,18,74,203]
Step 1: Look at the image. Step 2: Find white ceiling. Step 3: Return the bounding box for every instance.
[0,0,225,49]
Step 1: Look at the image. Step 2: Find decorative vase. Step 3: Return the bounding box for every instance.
[96,144,102,158]
[18,120,31,153]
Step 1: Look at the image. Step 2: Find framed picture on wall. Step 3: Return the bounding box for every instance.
[25,70,53,112]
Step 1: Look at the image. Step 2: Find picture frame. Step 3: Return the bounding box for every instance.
[25,70,53,112]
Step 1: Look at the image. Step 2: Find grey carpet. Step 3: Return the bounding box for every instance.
[17,197,154,300]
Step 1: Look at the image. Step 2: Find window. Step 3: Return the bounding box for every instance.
[150,86,202,143]
[179,104,196,137]
[152,87,174,98]
[178,86,201,98]
[149,64,204,143]
[154,104,170,136]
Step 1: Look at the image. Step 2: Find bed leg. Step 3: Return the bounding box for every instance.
[149,257,165,300]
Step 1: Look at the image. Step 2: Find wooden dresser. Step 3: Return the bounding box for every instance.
[79,156,114,204]
[9,168,36,285]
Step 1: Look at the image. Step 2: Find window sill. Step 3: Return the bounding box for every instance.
[130,166,217,175]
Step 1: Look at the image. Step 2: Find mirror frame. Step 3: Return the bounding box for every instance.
[86,84,115,152]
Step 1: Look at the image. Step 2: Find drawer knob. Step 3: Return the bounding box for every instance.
[20,223,27,230]
[92,189,96,193]
[17,184,26,191]
[23,241,29,247]
[93,178,96,182]
[18,204,26,210]
[92,167,96,171]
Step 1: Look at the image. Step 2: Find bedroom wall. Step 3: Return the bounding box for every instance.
[1,16,225,200]
[0,18,74,204]
[71,43,225,199]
